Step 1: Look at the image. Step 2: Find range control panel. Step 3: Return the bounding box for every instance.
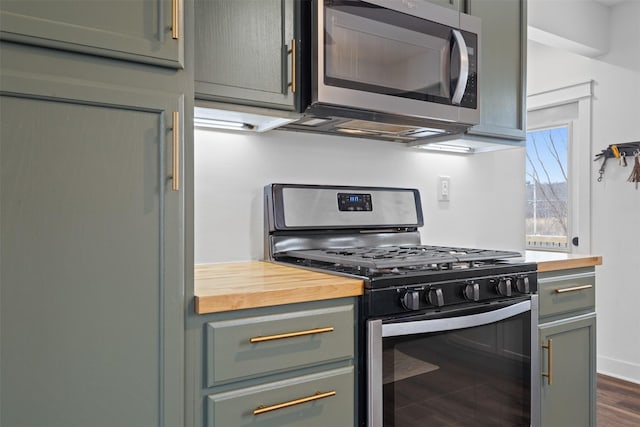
[400,274,532,311]
[337,193,372,211]
[364,270,538,317]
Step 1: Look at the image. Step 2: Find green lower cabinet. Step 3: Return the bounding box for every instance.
[191,297,358,427]
[537,267,597,427]
[539,313,596,427]
[207,366,354,427]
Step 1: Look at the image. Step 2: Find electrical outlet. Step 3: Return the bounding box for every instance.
[438,176,450,201]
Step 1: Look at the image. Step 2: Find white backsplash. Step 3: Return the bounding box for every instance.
[195,128,526,264]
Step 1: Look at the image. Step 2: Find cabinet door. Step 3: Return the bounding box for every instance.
[466,0,526,141]
[0,0,183,68]
[0,73,184,427]
[539,314,596,427]
[194,0,296,109]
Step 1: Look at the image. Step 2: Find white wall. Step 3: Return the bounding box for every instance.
[528,0,611,56]
[600,0,640,72]
[194,130,526,263]
[528,0,640,383]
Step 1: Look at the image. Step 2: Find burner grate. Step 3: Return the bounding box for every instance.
[283,245,521,270]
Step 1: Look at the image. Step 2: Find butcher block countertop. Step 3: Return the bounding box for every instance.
[194,261,364,314]
[525,250,602,272]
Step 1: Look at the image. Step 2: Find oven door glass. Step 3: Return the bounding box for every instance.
[368,299,536,427]
[323,0,471,105]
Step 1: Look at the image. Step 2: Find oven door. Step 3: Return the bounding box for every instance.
[316,0,480,122]
[367,296,539,427]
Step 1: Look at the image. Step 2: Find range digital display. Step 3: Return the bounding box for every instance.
[337,193,372,211]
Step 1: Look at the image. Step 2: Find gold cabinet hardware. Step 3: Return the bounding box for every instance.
[288,39,296,93]
[542,338,553,385]
[172,0,180,39]
[249,326,334,343]
[555,284,593,294]
[172,111,179,191]
[253,390,336,415]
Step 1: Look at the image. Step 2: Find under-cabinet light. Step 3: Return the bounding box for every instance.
[194,117,254,131]
[417,143,474,154]
[336,128,376,135]
[194,106,298,132]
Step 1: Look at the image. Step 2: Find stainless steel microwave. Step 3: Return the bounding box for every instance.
[285,0,482,143]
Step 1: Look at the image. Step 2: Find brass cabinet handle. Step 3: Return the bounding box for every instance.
[542,338,553,385]
[288,39,296,93]
[253,391,336,415]
[249,326,334,343]
[555,284,593,294]
[172,111,179,191]
[172,0,180,39]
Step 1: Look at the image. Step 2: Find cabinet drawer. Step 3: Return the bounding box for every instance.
[539,272,595,319]
[205,303,354,386]
[206,366,354,427]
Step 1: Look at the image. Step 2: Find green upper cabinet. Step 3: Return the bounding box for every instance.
[0,0,184,68]
[194,0,297,110]
[465,0,527,142]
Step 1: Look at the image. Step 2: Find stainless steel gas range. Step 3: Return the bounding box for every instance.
[265,183,539,427]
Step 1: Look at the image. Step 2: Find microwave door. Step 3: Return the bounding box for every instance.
[323,7,450,102]
[450,29,469,106]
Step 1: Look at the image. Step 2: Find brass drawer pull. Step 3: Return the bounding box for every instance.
[171,111,180,191]
[172,0,180,39]
[542,338,553,385]
[249,326,334,343]
[288,39,296,93]
[253,390,336,415]
[555,284,593,294]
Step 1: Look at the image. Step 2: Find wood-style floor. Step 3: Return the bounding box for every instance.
[598,374,640,426]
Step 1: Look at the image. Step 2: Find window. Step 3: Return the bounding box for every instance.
[526,81,592,254]
[526,126,569,250]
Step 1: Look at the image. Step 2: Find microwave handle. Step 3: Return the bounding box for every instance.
[451,29,469,105]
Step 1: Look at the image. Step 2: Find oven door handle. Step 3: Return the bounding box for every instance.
[382,300,531,337]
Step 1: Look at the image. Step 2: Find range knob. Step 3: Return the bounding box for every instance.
[497,278,513,297]
[427,288,445,307]
[401,290,421,311]
[516,276,530,293]
[464,282,480,301]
